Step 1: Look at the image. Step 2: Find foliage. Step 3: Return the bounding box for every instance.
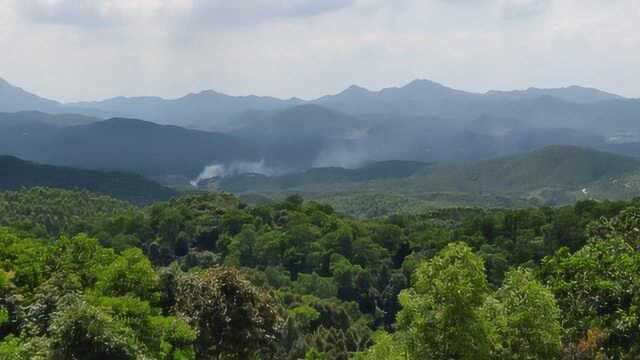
[396,242,492,359]
[351,331,407,360]
[0,307,7,327]
[483,268,562,359]
[96,248,159,302]
[540,236,640,358]
[175,267,282,359]
[0,189,640,358]
[48,295,142,360]
[0,187,132,237]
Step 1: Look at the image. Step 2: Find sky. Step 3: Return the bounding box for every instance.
[0,0,639,102]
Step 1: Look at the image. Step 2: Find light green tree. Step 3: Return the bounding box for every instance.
[540,237,640,358]
[351,331,407,360]
[396,242,493,360]
[96,247,159,302]
[482,268,562,359]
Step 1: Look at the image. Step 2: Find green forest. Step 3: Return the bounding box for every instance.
[1,187,640,359]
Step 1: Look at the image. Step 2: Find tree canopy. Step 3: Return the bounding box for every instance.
[0,188,639,359]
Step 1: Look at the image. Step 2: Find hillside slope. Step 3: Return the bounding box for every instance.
[416,145,640,193]
[0,155,176,204]
[40,118,259,177]
[485,86,624,103]
[216,160,431,193]
[0,78,62,113]
[216,146,640,211]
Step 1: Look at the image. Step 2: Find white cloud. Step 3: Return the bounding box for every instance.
[500,0,550,19]
[1,0,639,102]
[12,0,135,27]
[11,0,355,28]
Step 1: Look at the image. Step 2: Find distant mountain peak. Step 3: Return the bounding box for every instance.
[185,89,225,98]
[404,79,445,89]
[338,84,371,96]
[390,78,476,98]
[0,77,61,112]
[346,84,369,92]
[0,78,32,93]
[0,77,24,91]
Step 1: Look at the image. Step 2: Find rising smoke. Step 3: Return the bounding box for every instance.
[190,159,275,186]
[312,142,369,169]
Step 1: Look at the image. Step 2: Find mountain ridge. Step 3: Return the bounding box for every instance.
[0,115,259,178]
[0,77,630,125]
[0,77,62,113]
[486,85,624,104]
[0,76,630,104]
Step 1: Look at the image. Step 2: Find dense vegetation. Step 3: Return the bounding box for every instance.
[1,187,640,358]
[217,160,431,194]
[0,156,176,204]
[0,188,133,237]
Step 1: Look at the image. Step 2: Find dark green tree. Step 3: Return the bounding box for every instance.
[175,267,282,359]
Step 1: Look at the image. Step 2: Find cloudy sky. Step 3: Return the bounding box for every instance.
[1,0,639,102]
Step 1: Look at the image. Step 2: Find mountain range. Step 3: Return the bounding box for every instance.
[2,76,637,133]
[3,76,640,194]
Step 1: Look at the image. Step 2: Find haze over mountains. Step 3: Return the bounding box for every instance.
[2,76,638,131]
[3,76,640,207]
[0,78,62,113]
[0,112,258,179]
[211,146,640,215]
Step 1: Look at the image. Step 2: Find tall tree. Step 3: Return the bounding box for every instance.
[175,267,282,359]
[540,237,640,358]
[482,268,562,359]
[396,242,493,359]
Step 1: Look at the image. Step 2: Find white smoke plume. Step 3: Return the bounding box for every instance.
[313,142,369,169]
[190,159,275,186]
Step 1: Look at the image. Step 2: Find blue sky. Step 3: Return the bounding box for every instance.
[1,0,638,102]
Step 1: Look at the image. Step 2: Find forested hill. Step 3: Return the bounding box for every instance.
[216,160,431,193]
[0,111,98,127]
[0,155,176,204]
[0,116,259,178]
[415,145,640,193]
[214,145,640,213]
